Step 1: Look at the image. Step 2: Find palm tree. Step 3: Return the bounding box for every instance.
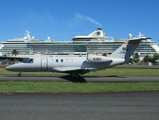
[11,49,19,62]
[133,53,140,63]
[143,55,150,63]
[11,49,19,56]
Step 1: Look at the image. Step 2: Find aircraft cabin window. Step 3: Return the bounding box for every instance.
[61,59,63,62]
[56,59,58,62]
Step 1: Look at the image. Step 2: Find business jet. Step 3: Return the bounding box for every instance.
[5,37,150,78]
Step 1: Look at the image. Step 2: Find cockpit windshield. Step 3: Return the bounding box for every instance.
[22,58,34,63]
[28,58,34,63]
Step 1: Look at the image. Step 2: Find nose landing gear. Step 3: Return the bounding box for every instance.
[17,72,22,77]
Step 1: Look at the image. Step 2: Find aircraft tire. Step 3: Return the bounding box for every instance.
[17,73,22,77]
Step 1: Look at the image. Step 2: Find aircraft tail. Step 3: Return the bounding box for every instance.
[109,38,150,62]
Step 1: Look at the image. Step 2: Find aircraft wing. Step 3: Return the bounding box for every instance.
[52,67,94,74]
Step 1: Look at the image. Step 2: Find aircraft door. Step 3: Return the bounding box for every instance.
[41,58,48,70]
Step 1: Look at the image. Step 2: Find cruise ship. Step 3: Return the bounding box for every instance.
[0,28,159,57]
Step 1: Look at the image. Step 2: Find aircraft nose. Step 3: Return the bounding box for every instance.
[5,65,15,71]
[5,66,12,71]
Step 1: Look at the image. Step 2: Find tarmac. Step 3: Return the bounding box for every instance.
[0,75,159,82]
[0,91,159,120]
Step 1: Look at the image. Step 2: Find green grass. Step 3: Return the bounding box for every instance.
[0,82,159,93]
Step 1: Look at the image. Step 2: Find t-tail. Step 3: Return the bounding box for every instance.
[109,37,151,62]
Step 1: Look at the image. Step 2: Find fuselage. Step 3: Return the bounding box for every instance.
[5,55,124,73]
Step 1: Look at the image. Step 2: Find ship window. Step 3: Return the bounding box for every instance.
[56,59,58,62]
[61,59,63,62]
[97,32,100,35]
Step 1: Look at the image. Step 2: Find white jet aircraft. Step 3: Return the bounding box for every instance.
[5,37,150,77]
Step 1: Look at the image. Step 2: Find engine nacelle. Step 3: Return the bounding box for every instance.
[87,55,112,63]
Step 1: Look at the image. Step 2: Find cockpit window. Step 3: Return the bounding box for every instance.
[28,58,34,63]
[22,58,34,63]
[22,58,29,63]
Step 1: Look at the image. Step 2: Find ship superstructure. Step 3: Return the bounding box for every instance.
[0,28,159,57]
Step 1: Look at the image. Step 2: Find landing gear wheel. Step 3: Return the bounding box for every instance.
[17,73,22,77]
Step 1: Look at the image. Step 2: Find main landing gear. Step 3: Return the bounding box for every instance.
[71,72,80,78]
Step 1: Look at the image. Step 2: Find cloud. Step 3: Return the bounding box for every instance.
[76,14,102,27]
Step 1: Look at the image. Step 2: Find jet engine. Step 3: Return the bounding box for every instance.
[87,55,112,63]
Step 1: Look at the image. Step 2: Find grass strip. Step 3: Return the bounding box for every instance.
[0,82,159,93]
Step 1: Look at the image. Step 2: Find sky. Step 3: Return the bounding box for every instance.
[0,0,159,43]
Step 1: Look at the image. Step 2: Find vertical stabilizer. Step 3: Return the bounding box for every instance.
[109,38,149,61]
